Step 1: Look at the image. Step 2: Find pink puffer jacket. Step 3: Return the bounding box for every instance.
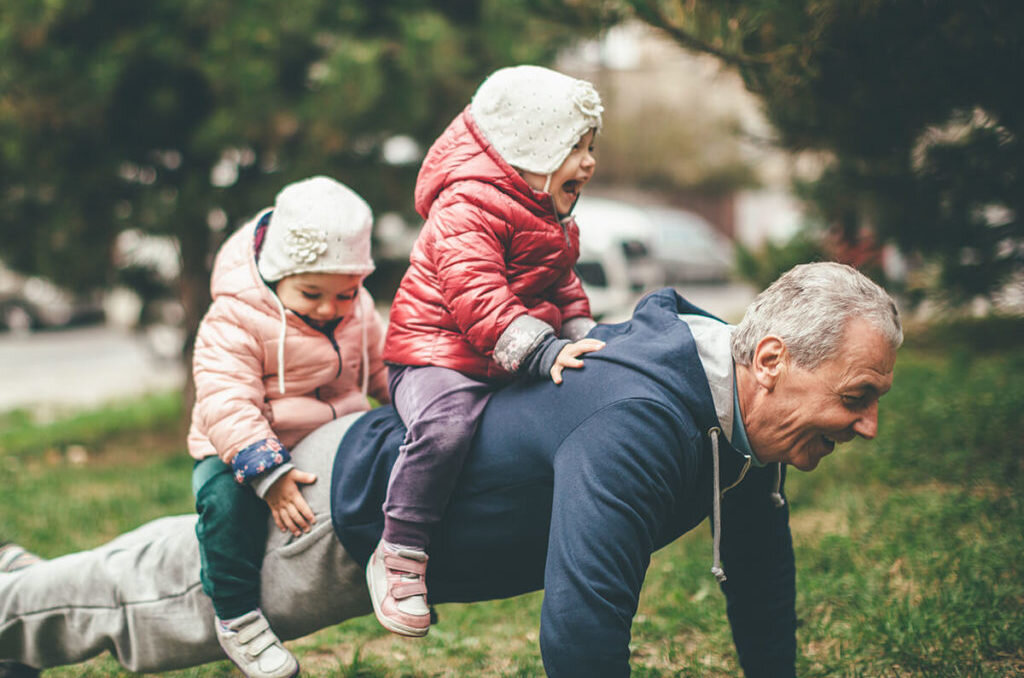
[383,107,592,380]
[187,213,389,480]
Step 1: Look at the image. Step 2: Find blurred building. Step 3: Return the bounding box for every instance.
[557,20,813,248]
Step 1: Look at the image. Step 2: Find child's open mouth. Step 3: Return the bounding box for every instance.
[561,180,582,198]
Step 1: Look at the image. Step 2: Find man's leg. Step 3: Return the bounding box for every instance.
[0,515,219,671]
[0,414,370,672]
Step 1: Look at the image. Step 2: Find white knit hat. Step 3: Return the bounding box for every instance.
[470,65,603,176]
[257,176,375,283]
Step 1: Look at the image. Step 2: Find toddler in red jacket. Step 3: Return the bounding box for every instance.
[369,65,606,637]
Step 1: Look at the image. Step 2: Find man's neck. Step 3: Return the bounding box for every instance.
[733,364,766,463]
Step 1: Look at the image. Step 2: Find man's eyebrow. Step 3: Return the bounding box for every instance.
[849,382,891,398]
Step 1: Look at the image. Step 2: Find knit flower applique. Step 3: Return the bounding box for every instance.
[572,82,604,126]
[285,225,328,264]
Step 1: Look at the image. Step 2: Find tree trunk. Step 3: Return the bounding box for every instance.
[175,206,216,432]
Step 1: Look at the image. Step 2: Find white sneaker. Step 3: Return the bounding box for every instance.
[215,610,299,678]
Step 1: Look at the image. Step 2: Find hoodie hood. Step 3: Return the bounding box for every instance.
[414,106,555,222]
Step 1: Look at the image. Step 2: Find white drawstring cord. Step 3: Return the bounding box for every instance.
[270,292,289,394]
[709,427,727,583]
[771,463,786,507]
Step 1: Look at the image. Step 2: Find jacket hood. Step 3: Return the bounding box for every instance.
[210,211,280,315]
[414,106,553,222]
[589,287,725,433]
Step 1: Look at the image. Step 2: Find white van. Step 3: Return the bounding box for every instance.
[574,240,636,322]
[572,196,663,293]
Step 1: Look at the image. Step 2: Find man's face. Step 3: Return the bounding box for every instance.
[750,318,897,471]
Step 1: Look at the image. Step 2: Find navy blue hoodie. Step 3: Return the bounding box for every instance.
[331,288,796,677]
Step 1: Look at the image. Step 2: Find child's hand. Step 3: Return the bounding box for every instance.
[550,338,605,385]
[265,469,318,536]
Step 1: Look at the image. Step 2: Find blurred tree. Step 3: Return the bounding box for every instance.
[0,0,600,394]
[617,0,1024,303]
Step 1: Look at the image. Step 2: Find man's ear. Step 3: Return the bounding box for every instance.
[751,336,787,391]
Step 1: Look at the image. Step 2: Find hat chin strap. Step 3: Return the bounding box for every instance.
[543,174,552,193]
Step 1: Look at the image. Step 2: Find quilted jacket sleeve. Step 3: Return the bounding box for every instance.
[361,290,391,405]
[191,301,280,468]
[546,266,592,324]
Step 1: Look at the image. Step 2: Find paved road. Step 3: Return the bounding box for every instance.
[0,326,184,414]
[0,283,757,415]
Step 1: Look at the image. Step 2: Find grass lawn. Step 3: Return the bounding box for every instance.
[1,317,1022,677]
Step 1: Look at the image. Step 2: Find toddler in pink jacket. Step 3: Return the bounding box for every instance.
[188,176,389,678]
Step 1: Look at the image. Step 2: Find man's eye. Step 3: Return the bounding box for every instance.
[842,395,867,408]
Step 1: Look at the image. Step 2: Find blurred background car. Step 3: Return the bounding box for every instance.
[574,240,636,321]
[573,195,734,296]
[573,196,663,292]
[0,260,105,334]
[641,205,734,284]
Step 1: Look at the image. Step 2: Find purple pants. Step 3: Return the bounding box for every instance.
[383,365,496,549]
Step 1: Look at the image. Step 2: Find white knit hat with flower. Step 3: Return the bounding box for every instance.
[470,65,603,176]
[257,176,376,283]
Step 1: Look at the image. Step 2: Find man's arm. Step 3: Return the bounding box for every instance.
[718,464,797,677]
[541,399,685,678]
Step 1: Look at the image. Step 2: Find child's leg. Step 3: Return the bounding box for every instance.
[192,457,269,620]
[367,365,493,637]
[193,458,299,678]
[383,365,495,548]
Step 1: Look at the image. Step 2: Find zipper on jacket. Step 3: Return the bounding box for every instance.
[326,330,343,379]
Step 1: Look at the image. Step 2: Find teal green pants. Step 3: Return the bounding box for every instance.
[192,456,269,620]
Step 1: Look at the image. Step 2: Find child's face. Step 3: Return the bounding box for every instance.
[275,272,362,326]
[522,129,597,217]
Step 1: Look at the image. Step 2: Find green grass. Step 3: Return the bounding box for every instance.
[2,318,1023,676]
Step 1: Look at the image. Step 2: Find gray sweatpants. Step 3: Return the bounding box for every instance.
[0,415,372,672]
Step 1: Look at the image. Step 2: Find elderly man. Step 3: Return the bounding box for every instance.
[0,262,901,678]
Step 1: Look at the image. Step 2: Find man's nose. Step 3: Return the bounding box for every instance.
[853,401,879,439]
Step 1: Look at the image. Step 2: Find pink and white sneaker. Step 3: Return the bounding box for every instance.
[366,540,431,637]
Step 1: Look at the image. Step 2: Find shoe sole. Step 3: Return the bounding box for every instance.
[365,556,429,638]
[224,655,299,678]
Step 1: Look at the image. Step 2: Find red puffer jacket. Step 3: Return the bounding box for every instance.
[384,106,592,380]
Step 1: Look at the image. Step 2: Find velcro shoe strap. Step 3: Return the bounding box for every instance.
[236,617,271,644]
[391,580,428,600]
[245,632,276,657]
[384,553,427,577]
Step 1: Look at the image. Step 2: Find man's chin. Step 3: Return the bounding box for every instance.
[788,452,824,472]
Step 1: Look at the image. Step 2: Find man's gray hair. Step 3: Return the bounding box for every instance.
[731,262,903,368]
